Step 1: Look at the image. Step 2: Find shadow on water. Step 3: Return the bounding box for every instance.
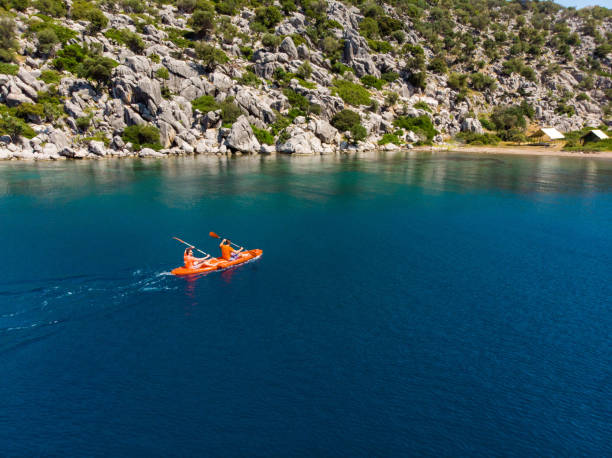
[1,152,612,204]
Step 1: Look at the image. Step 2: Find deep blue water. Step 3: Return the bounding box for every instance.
[0,152,611,456]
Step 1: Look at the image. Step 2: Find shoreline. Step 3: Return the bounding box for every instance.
[415,145,612,159]
[2,144,612,162]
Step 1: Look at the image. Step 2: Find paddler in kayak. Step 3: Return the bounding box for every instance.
[184,247,214,269]
[220,238,244,261]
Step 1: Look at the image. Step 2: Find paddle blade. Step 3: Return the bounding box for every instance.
[209,231,220,239]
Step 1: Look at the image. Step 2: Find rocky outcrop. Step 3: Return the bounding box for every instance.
[226,115,260,153]
[0,0,609,160]
[277,126,324,154]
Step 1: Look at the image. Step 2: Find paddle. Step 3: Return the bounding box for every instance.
[209,232,242,249]
[173,237,210,258]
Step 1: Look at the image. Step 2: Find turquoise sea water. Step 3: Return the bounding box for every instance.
[0,152,611,456]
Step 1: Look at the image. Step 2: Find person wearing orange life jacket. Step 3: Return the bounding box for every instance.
[183,247,211,269]
[220,238,244,261]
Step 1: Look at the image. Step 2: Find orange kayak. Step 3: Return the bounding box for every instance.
[171,249,262,276]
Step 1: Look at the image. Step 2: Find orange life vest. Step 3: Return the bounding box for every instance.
[184,249,199,269]
[220,243,234,260]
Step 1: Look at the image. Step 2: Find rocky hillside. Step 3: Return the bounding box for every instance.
[0,0,610,159]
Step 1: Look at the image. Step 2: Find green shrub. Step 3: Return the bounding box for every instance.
[350,124,367,142]
[39,69,61,83]
[76,116,91,131]
[283,88,309,112]
[240,46,253,60]
[122,124,162,150]
[237,69,260,87]
[408,71,426,91]
[0,62,18,75]
[576,92,590,101]
[253,6,282,30]
[331,61,352,75]
[455,132,500,145]
[393,115,437,141]
[270,113,291,135]
[215,0,238,15]
[490,105,527,140]
[378,133,402,145]
[360,74,385,90]
[176,0,197,13]
[155,67,169,79]
[262,33,282,49]
[27,18,77,44]
[194,42,228,70]
[37,28,59,55]
[52,43,87,73]
[0,113,37,140]
[385,91,399,106]
[594,44,611,59]
[87,9,108,33]
[296,61,312,80]
[332,79,371,106]
[191,95,219,113]
[469,72,496,91]
[165,27,194,49]
[190,9,215,36]
[320,36,341,56]
[381,71,399,83]
[34,0,67,17]
[219,97,242,125]
[428,56,447,74]
[15,102,45,121]
[330,109,360,132]
[0,18,17,62]
[104,28,144,53]
[71,0,107,32]
[81,57,118,87]
[413,101,431,112]
[252,125,274,145]
[479,117,495,131]
[359,17,378,39]
[368,40,393,53]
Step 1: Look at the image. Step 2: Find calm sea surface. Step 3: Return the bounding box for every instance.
[0,152,611,456]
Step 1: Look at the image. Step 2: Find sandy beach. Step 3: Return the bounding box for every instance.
[421,144,612,159]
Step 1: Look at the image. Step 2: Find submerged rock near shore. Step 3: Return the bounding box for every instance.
[0,0,610,159]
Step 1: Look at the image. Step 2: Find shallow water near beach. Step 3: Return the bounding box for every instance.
[0,152,611,456]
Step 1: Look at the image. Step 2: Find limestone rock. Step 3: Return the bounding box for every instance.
[277,127,323,154]
[88,140,107,156]
[279,37,298,59]
[226,115,260,153]
[461,118,483,135]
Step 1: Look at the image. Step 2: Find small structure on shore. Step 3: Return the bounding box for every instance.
[529,127,565,144]
[581,130,609,144]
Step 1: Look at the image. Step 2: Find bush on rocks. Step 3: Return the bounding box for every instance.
[252,126,274,145]
[37,28,60,55]
[262,33,281,50]
[360,75,385,90]
[0,17,17,62]
[191,95,218,113]
[331,109,360,132]
[189,9,216,36]
[0,112,37,140]
[350,124,367,143]
[253,6,283,30]
[219,97,242,126]
[194,42,228,71]
[393,115,437,142]
[332,79,371,106]
[34,0,67,17]
[122,124,162,151]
